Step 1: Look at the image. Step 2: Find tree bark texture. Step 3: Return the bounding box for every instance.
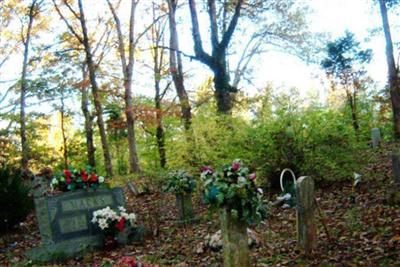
[60,89,68,169]
[167,0,193,130]
[81,67,96,168]
[107,0,141,173]
[20,0,38,172]
[378,0,400,139]
[77,0,113,176]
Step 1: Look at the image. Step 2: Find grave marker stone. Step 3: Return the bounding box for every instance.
[388,151,400,205]
[26,188,125,262]
[296,176,317,256]
[175,193,195,223]
[371,128,381,148]
[392,151,400,184]
[220,209,250,267]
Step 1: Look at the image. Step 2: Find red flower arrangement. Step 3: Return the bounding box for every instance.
[51,166,106,192]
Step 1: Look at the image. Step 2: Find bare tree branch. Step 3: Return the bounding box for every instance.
[52,0,84,44]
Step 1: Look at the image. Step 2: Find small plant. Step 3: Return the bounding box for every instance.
[164,170,196,194]
[51,166,106,192]
[91,206,136,237]
[0,166,33,233]
[200,159,267,224]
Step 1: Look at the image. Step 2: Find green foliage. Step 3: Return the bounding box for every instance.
[321,31,372,81]
[0,166,33,233]
[247,106,360,185]
[164,170,196,194]
[201,160,267,225]
[51,166,107,192]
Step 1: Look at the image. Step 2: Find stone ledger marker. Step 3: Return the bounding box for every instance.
[371,128,381,148]
[295,176,317,256]
[26,188,125,262]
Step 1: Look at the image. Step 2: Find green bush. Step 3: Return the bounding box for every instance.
[246,107,361,186]
[0,167,33,233]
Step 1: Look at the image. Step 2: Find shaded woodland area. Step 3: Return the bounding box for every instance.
[0,0,400,266]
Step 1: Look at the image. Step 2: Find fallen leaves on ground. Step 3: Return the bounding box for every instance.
[1,145,399,266]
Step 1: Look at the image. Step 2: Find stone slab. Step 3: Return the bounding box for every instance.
[27,187,125,262]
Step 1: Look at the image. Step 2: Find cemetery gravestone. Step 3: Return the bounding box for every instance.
[371,128,381,148]
[388,151,400,204]
[392,151,400,184]
[220,209,250,267]
[26,188,125,262]
[175,193,195,223]
[296,176,317,256]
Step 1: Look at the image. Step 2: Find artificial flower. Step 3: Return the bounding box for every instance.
[91,173,98,183]
[81,170,88,182]
[231,162,240,172]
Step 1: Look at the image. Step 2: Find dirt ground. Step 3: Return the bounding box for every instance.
[1,147,400,266]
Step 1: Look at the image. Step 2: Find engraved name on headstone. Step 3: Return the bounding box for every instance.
[27,188,125,262]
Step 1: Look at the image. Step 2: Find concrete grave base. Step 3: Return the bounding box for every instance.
[26,236,101,263]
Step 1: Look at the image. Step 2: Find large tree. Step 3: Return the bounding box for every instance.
[20,0,44,172]
[188,0,242,114]
[106,0,141,173]
[321,31,372,134]
[187,0,315,114]
[53,0,113,176]
[167,0,192,131]
[378,0,400,139]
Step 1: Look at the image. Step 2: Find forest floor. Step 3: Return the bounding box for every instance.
[1,145,400,266]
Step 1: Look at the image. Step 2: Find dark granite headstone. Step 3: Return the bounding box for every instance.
[26,188,125,262]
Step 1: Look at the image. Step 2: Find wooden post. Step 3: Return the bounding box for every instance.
[296,176,317,256]
[220,209,250,267]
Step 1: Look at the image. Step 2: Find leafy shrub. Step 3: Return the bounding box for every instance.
[0,167,33,233]
[247,107,361,186]
[164,170,196,194]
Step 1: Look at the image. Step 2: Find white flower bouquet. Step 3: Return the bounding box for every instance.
[91,206,136,236]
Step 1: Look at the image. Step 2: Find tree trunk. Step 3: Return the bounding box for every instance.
[150,4,167,169]
[346,90,359,134]
[81,67,96,168]
[378,0,400,139]
[155,79,166,169]
[214,76,234,114]
[167,0,193,130]
[188,0,243,115]
[78,0,113,176]
[20,0,37,172]
[106,0,141,173]
[60,89,68,169]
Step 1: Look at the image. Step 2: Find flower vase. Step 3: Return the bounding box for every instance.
[175,193,194,223]
[220,208,250,267]
[103,235,118,250]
